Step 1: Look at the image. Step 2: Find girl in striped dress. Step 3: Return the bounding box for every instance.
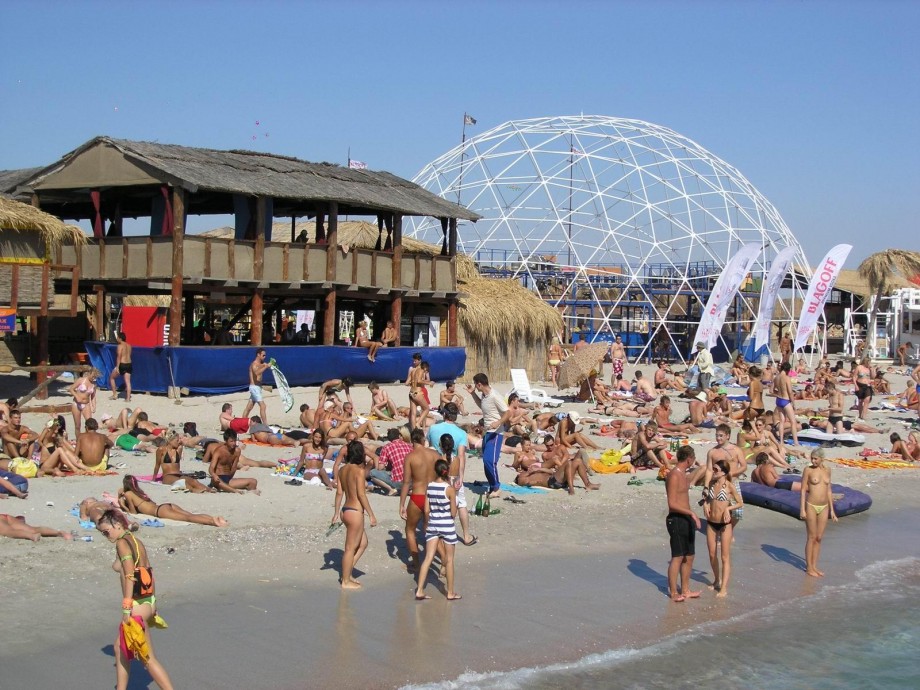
[414,458,461,601]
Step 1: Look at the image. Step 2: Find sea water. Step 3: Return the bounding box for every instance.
[403,557,920,690]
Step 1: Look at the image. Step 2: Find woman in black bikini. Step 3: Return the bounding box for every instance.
[152,433,212,493]
[118,475,227,527]
[331,441,376,589]
[704,460,743,597]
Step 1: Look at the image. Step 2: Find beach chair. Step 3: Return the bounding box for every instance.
[510,369,564,408]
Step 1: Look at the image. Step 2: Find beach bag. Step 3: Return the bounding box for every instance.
[657,466,671,481]
[10,456,38,478]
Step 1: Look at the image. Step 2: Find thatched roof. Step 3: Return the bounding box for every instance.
[857,249,920,298]
[15,136,480,221]
[0,197,86,248]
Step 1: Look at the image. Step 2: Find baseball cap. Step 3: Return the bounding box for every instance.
[695,341,705,350]
[718,387,728,395]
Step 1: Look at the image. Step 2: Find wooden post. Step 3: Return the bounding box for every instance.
[323,290,336,345]
[94,284,105,341]
[251,289,263,345]
[168,187,186,346]
[390,214,403,346]
[448,300,458,347]
[251,196,267,346]
[37,262,50,399]
[325,202,338,282]
[183,294,195,343]
[448,218,457,256]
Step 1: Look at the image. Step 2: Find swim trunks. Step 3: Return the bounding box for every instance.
[118,363,133,375]
[856,384,873,400]
[409,493,425,511]
[666,512,695,557]
[249,384,263,403]
[116,434,138,451]
[229,418,250,434]
[776,398,790,408]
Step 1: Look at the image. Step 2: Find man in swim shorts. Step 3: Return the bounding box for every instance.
[399,428,439,572]
[665,445,705,602]
[205,429,259,494]
[76,418,114,472]
[108,331,133,402]
[242,348,271,425]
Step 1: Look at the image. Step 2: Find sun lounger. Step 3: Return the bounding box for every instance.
[509,369,564,407]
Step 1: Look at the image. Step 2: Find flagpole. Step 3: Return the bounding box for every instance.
[457,113,468,205]
[347,146,351,168]
[567,135,574,268]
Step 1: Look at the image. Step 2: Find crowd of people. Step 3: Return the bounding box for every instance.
[2,335,919,688]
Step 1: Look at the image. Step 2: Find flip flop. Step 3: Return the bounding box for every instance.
[415,594,431,601]
[140,519,165,528]
[461,536,479,546]
[447,594,462,601]
[113,462,128,470]
[503,496,526,504]
[284,479,303,486]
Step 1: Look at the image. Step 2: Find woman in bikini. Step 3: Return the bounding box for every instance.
[703,460,743,597]
[293,429,335,488]
[510,437,541,472]
[355,321,382,362]
[890,432,920,462]
[548,335,565,389]
[152,433,212,493]
[407,360,431,432]
[67,368,100,436]
[800,449,837,577]
[331,440,376,589]
[96,509,174,690]
[118,475,228,527]
[854,356,874,420]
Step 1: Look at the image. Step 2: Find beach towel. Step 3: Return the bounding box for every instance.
[589,458,633,474]
[831,458,919,470]
[498,482,550,494]
[119,616,150,664]
[270,360,294,413]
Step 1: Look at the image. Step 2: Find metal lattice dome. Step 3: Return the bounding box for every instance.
[408,115,809,360]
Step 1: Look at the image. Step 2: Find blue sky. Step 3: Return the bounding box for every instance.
[2,0,917,267]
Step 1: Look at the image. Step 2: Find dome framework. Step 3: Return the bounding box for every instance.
[408,115,810,362]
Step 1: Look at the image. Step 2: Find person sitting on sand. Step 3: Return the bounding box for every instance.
[730,355,750,387]
[292,428,336,488]
[653,396,699,434]
[368,428,410,495]
[355,321,382,362]
[655,360,688,391]
[118,475,227,527]
[0,513,73,542]
[751,452,802,490]
[368,382,400,420]
[703,459,743,597]
[632,371,657,403]
[631,421,669,470]
[152,433,213,493]
[494,393,538,437]
[1,409,38,459]
[890,432,920,462]
[514,451,598,494]
[319,401,379,442]
[72,418,114,473]
[318,377,353,409]
[205,429,260,494]
[438,380,467,416]
[298,403,315,430]
[556,411,600,451]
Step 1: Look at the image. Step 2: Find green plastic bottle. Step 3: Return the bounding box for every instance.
[474,493,483,516]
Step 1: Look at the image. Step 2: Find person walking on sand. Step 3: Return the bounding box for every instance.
[772,362,799,446]
[96,509,174,690]
[693,341,714,392]
[703,460,743,597]
[109,332,133,402]
[665,445,705,602]
[415,458,461,601]
[800,449,837,577]
[399,428,439,572]
[332,440,377,589]
[242,348,271,424]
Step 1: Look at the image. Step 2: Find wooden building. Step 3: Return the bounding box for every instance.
[5,136,479,347]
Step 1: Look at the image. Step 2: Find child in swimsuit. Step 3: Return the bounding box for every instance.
[414,458,460,601]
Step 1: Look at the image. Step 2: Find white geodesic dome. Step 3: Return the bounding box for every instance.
[407,115,811,361]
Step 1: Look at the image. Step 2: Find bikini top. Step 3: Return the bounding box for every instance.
[706,481,729,502]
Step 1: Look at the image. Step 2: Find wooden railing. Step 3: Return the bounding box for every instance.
[58,237,456,293]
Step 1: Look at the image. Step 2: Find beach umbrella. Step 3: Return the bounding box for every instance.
[557,342,609,390]
[858,249,920,352]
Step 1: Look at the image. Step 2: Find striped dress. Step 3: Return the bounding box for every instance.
[425,481,457,544]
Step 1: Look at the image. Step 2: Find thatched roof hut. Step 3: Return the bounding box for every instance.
[0,197,85,306]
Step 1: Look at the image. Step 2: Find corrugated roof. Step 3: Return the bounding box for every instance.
[15,136,480,221]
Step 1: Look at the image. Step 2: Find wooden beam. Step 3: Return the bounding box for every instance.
[323,289,336,345]
[98,238,106,278]
[448,300,458,347]
[10,264,18,310]
[94,284,105,340]
[204,238,212,278]
[70,265,79,316]
[146,237,153,277]
[448,218,457,256]
[391,296,402,346]
[282,243,290,281]
[122,238,129,278]
[351,247,359,284]
[37,262,50,399]
[168,187,186,346]
[391,214,403,291]
[254,196,266,281]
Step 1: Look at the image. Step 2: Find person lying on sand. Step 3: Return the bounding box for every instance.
[118,475,228,527]
[751,452,801,490]
[0,513,72,542]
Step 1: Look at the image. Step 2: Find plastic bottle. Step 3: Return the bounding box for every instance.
[81,535,93,543]
[474,494,483,516]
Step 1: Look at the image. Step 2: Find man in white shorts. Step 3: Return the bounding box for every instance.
[242,348,272,424]
[428,403,478,546]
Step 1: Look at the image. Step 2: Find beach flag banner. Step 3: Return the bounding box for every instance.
[693,243,761,349]
[270,361,294,413]
[793,244,852,352]
[0,308,15,332]
[754,246,797,352]
[464,114,477,125]
[348,160,367,170]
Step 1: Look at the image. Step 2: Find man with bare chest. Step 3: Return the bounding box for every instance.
[398,428,439,571]
[206,429,259,494]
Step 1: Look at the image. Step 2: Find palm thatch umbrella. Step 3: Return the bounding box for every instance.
[0,197,86,248]
[557,342,609,390]
[858,249,920,354]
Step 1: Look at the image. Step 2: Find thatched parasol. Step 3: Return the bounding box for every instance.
[0,197,86,248]
[557,342,609,390]
[858,249,920,343]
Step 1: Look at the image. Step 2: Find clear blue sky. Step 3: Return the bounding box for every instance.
[2,0,917,267]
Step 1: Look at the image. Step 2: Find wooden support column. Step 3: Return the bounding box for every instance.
[168,187,186,346]
[448,300,458,347]
[36,262,50,399]
[183,294,195,344]
[321,202,339,346]
[390,214,403,346]
[251,196,267,345]
[94,284,105,341]
[323,290,336,345]
[448,217,458,256]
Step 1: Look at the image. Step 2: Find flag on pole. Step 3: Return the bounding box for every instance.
[464,114,477,125]
[348,160,367,170]
[753,246,797,352]
[793,244,852,352]
[692,243,762,350]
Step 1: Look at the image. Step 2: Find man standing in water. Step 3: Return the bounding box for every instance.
[108,332,133,402]
[665,445,705,602]
[242,348,272,424]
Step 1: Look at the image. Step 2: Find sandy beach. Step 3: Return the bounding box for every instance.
[1,362,918,689]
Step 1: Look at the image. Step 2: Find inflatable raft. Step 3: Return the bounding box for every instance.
[796,428,866,447]
[740,478,872,518]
